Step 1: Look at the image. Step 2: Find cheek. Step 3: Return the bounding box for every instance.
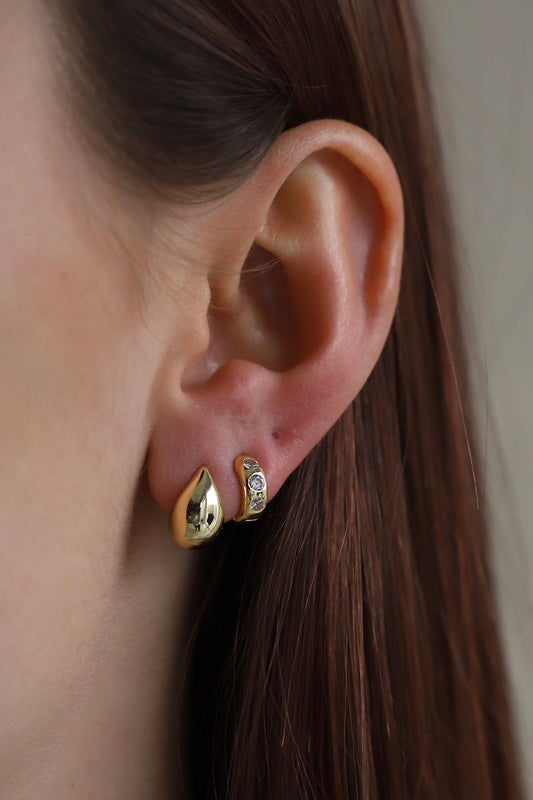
[0,3,179,760]
[0,181,149,487]
[0,192,155,743]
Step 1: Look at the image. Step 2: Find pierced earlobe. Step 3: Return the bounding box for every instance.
[168,466,224,549]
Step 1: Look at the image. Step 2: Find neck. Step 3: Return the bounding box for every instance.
[3,478,197,800]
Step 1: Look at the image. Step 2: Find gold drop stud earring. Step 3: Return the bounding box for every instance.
[168,455,268,549]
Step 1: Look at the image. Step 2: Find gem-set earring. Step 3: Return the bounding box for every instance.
[233,455,268,522]
[168,455,268,549]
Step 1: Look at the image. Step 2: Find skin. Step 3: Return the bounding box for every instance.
[0,3,201,797]
[0,3,404,798]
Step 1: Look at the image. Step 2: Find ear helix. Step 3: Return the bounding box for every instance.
[168,456,268,549]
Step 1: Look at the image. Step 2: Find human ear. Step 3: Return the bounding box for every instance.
[146,119,404,523]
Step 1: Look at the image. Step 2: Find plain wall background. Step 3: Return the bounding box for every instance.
[418,0,533,793]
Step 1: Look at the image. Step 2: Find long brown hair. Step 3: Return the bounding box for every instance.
[47,0,524,797]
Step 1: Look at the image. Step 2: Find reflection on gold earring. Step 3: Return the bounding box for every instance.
[233,455,268,522]
[169,466,224,549]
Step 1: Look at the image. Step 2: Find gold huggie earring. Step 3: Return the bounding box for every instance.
[233,455,268,522]
[169,466,224,549]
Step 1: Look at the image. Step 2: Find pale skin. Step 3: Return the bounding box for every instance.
[0,3,404,798]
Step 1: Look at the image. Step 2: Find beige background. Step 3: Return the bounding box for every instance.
[419,0,533,793]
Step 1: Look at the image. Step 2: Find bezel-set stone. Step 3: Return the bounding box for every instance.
[243,457,259,470]
[248,473,266,492]
[250,496,266,512]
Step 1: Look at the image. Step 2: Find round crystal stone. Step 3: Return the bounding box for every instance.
[248,473,266,493]
[243,458,259,470]
[250,496,265,512]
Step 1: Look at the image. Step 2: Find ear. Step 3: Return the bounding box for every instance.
[147,119,404,522]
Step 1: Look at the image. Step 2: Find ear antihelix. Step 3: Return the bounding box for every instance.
[168,466,224,549]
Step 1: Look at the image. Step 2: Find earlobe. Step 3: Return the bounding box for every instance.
[146,119,404,527]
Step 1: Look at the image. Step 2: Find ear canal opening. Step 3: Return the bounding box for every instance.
[182,242,302,391]
[236,242,301,371]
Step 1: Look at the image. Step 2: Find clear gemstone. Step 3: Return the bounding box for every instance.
[250,496,265,512]
[248,473,266,492]
[243,458,259,470]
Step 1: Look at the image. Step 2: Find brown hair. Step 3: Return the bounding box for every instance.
[47,0,524,797]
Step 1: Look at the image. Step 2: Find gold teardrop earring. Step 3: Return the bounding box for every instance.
[168,466,224,549]
[168,456,268,549]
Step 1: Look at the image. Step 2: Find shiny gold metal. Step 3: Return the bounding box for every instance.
[169,467,224,549]
[233,455,268,522]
